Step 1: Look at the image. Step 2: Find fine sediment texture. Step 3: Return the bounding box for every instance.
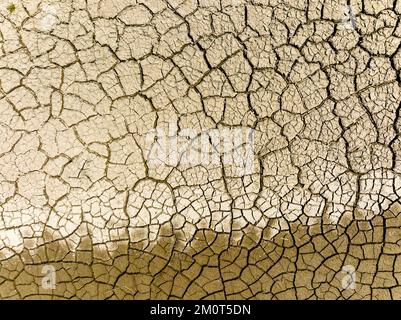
[1,0,401,300]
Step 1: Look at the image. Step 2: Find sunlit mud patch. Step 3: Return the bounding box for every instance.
[127,179,175,249]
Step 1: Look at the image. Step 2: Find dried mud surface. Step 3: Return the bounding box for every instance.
[1,0,401,299]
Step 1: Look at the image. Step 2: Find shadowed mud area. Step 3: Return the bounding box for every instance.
[1,0,401,299]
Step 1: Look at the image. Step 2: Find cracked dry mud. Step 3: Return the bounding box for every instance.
[1,0,401,300]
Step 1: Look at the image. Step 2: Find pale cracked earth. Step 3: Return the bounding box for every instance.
[1,0,401,300]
